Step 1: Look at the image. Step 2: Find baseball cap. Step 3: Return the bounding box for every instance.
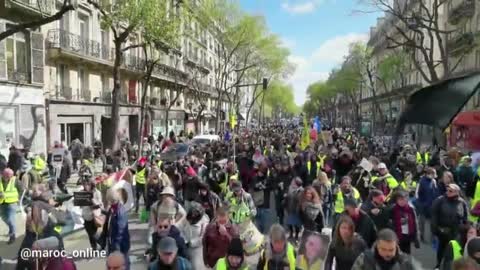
[157,237,178,253]
[377,163,387,170]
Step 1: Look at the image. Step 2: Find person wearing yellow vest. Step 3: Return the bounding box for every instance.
[371,163,399,199]
[257,224,296,270]
[399,172,417,198]
[135,157,149,214]
[226,181,256,224]
[215,238,249,270]
[416,150,430,166]
[334,176,361,225]
[439,223,478,270]
[0,168,22,244]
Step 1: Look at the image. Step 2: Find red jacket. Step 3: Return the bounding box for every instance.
[202,222,239,267]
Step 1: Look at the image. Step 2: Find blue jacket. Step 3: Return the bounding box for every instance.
[417,176,439,217]
[148,257,192,270]
[105,203,130,254]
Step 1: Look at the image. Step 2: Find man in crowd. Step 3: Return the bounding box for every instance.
[352,229,422,270]
[0,168,22,244]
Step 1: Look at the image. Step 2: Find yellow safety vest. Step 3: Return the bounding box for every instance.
[334,188,360,214]
[400,181,417,192]
[136,168,146,185]
[0,177,19,204]
[263,243,296,270]
[220,173,238,196]
[307,161,321,176]
[318,155,326,170]
[469,181,480,222]
[372,174,399,198]
[228,195,250,224]
[416,152,430,165]
[33,156,46,172]
[215,258,249,270]
[450,240,462,261]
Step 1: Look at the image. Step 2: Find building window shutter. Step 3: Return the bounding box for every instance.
[0,22,6,80]
[31,31,44,84]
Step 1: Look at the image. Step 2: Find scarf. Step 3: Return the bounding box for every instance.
[392,204,416,240]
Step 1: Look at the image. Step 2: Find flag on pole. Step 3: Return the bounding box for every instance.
[301,116,310,150]
[314,116,322,133]
[230,113,237,129]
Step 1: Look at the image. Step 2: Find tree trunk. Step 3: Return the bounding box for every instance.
[111,41,123,150]
[215,93,223,133]
[138,62,154,157]
[165,108,171,138]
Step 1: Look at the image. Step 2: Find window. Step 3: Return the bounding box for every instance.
[6,27,29,82]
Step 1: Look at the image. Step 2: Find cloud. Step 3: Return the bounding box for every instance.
[281,1,318,14]
[287,32,367,105]
[312,32,368,64]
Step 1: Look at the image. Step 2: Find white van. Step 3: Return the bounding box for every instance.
[191,134,221,145]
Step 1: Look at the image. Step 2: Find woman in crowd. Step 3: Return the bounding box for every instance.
[183,202,209,270]
[285,177,303,242]
[438,171,455,196]
[324,215,367,270]
[81,179,103,250]
[296,232,326,270]
[390,191,419,254]
[299,186,324,235]
[312,171,332,226]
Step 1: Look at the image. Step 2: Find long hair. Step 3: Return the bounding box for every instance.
[301,186,321,210]
[333,215,355,248]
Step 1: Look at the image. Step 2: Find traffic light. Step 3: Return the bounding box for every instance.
[262,78,268,90]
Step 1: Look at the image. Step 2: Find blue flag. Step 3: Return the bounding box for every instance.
[314,116,322,133]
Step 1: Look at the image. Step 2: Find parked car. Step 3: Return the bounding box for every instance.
[190,135,220,146]
[160,143,191,162]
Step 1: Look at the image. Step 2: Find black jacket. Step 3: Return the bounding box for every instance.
[149,226,187,261]
[335,211,377,248]
[361,200,391,231]
[431,196,469,237]
[324,235,367,270]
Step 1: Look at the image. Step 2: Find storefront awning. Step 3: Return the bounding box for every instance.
[453,111,480,126]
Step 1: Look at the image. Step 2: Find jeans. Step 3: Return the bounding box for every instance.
[274,192,284,225]
[255,208,270,234]
[0,203,17,236]
[419,214,432,242]
[323,205,331,227]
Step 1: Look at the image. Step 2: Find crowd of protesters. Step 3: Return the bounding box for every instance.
[3,120,480,270]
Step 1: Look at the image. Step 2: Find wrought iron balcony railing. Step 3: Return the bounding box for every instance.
[47,29,112,62]
[7,69,30,83]
[449,0,475,25]
[7,0,54,16]
[51,85,73,100]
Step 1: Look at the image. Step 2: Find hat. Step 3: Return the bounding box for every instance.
[157,237,178,253]
[138,157,147,166]
[448,184,461,192]
[186,166,197,177]
[344,197,358,208]
[198,181,209,190]
[377,163,387,170]
[160,186,176,197]
[231,181,242,192]
[227,238,244,257]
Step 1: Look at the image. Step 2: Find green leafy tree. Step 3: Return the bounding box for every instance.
[88,0,183,149]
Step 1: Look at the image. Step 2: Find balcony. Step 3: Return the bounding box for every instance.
[449,0,475,25]
[7,69,30,83]
[81,89,91,102]
[447,31,478,56]
[150,97,159,106]
[123,54,145,72]
[101,91,112,103]
[4,0,54,18]
[47,29,112,65]
[51,86,73,100]
[203,59,213,71]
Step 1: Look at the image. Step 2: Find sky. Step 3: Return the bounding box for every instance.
[240,0,380,106]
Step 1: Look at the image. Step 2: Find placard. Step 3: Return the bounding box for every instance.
[73,191,93,206]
